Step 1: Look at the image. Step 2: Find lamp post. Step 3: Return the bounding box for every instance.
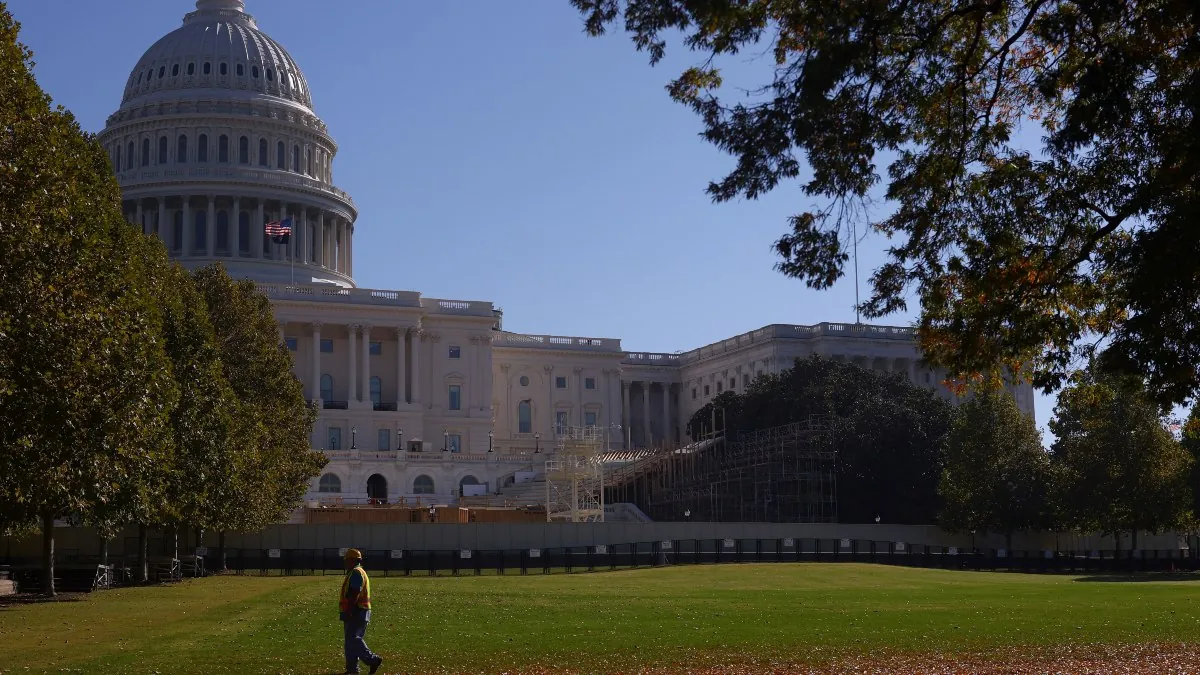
[442,428,448,452]
[397,428,403,453]
[684,509,691,520]
[487,431,494,453]
[534,432,540,454]
[350,426,358,450]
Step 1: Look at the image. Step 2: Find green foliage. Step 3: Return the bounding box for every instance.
[192,265,323,531]
[939,390,1051,543]
[689,356,957,524]
[1050,367,1193,539]
[572,0,1200,405]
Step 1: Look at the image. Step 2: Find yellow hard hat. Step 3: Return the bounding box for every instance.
[344,548,362,561]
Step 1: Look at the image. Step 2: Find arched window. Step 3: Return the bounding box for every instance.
[238,211,250,255]
[266,68,274,82]
[171,64,179,77]
[276,141,285,169]
[236,63,244,77]
[238,136,249,164]
[318,473,341,493]
[158,136,167,164]
[203,61,211,75]
[218,135,229,163]
[460,475,480,488]
[292,145,300,172]
[252,65,259,78]
[158,66,165,79]
[198,134,208,162]
[258,138,268,167]
[369,376,381,405]
[177,134,188,163]
[367,474,388,502]
[518,400,532,434]
[413,475,434,495]
[320,374,333,401]
[126,142,134,170]
[187,62,195,76]
[219,62,228,76]
[194,210,207,252]
[216,210,229,252]
[306,147,313,175]
[172,211,183,252]
[141,138,150,167]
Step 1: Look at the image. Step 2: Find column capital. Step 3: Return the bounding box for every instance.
[310,321,323,331]
[348,324,360,335]
[544,365,554,374]
[395,326,407,337]
[572,367,584,374]
[361,323,374,333]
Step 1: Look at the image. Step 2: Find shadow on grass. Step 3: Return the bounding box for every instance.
[0,592,88,608]
[1074,572,1200,583]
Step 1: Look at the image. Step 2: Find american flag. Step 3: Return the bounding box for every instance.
[265,217,292,243]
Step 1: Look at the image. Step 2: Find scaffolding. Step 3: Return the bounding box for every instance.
[545,425,606,522]
[605,417,837,523]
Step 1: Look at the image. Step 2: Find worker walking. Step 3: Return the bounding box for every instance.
[339,549,383,674]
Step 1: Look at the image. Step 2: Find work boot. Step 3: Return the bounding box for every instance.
[369,657,383,674]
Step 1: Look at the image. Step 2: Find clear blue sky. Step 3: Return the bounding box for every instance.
[7,0,1059,432]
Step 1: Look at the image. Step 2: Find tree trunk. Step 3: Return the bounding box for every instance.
[99,537,109,567]
[41,512,55,597]
[137,525,148,583]
[1132,529,1139,551]
[217,531,227,571]
[170,526,178,561]
[1005,531,1013,553]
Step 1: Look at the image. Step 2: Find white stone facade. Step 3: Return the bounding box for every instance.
[104,1,1036,508]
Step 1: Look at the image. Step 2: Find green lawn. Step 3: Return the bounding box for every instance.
[1,564,1198,673]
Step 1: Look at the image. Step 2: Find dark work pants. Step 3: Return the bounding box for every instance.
[343,618,379,673]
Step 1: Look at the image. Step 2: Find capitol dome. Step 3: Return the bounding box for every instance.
[100,0,359,288]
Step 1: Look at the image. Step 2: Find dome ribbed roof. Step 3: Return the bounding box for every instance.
[120,0,312,110]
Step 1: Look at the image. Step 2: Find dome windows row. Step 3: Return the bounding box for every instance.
[124,55,306,106]
[106,131,332,183]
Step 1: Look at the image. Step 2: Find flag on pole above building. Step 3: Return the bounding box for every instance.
[265,217,292,244]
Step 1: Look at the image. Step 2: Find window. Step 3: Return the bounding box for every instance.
[198,134,208,162]
[141,138,150,167]
[292,145,300,172]
[519,376,529,387]
[158,66,165,79]
[518,401,532,434]
[717,382,723,393]
[172,211,183,252]
[216,210,229,251]
[177,135,188,163]
[258,138,268,166]
[306,148,313,175]
[743,374,750,387]
[318,473,341,493]
[448,385,461,411]
[413,475,434,494]
[218,135,229,163]
[448,434,462,453]
[704,385,710,396]
[113,145,120,172]
[369,341,382,356]
[203,61,211,75]
[555,411,568,433]
[219,62,228,76]
[187,63,195,76]
[193,210,207,251]
[377,429,389,451]
[285,337,297,351]
[730,378,736,389]
[277,141,285,169]
[320,339,333,353]
[266,68,275,82]
[236,63,244,76]
[555,376,567,389]
[158,136,167,164]
[692,388,697,400]
[585,412,597,427]
[172,64,179,77]
[320,374,333,401]
[328,427,341,450]
[238,211,250,254]
[448,345,461,359]
[370,376,381,405]
[238,136,249,164]
[585,377,596,390]
[252,65,259,78]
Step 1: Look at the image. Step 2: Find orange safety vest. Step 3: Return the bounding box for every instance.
[339,565,371,612]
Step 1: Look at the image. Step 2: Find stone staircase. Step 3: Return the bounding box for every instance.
[494,474,547,507]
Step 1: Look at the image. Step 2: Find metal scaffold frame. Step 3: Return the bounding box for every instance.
[604,416,837,523]
[545,425,606,522]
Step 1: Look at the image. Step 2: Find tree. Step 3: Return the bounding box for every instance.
[939,390,1051,550]
[572,0,1200,405]
[192,265,323,558]
[1050,366,1193,548]
[1180,407,1200,526]
[0,5,175,595]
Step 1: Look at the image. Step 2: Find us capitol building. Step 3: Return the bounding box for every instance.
[100,0,1035,508]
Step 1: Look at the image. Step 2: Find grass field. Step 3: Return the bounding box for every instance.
[2,564,1200,673]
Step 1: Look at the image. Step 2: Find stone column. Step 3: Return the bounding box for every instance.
[410,330,422,405]
[346,222,352,277]
[575,367,584,425]
[395,327,407,405]
[662,384,672,447]
[314,212,325,268]
[135,200,144,234]
[642,382,652,447]
[348,324,358,404]
[206,195,216,257]
[182,197,191,256]
[622,381,631,449]
[311,323,322,401]
[336,219,345,273]
[156,198,166,241]
[299,208,308,264]
[256,200,265,259]
[361,324,372,407]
